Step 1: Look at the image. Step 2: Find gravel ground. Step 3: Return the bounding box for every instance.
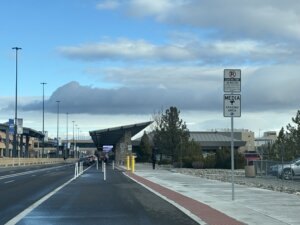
[171,168,300,196]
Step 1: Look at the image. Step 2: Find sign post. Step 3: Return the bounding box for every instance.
[224,69,241,201]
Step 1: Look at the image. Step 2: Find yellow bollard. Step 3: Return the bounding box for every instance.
[126,155,130,170]
[131,155,135,173]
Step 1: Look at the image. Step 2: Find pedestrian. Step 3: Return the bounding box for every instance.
[152,152,156,170]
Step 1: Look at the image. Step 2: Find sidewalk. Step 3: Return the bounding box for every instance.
[126,163,300,225]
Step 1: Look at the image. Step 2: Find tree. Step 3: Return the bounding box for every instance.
[139,131,152,162]
[153,106,190,163]
[271,127,285,160]
[182,140,203,168]
[215,147,231,169]
[271,111,300,161]
[286,110,300,159]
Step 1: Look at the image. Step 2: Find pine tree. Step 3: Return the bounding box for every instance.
[271,127,285,160]
[139,131,152,162]
[153,106,189,163]
[286,110,300,159]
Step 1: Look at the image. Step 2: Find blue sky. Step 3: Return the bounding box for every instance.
[1,0,300,138]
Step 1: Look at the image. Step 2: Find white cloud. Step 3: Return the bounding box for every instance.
[87,65,221,89]
[59,38,197,62]
[106,0,300,41]
[59,38,296,64]
[127,0,188,20]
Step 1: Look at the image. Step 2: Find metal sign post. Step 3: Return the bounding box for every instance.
[224,69,241,201]
[231,115,234,200]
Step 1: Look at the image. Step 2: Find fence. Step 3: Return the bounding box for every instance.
[253,160,299,179]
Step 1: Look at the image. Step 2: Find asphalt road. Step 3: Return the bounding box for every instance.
[11,165,199,225]
[0,163,75,224]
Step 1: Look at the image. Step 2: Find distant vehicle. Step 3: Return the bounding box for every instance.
[269,158,300,179]
[79,155,95,166]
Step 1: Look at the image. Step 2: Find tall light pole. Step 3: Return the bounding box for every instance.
[75,124,78,157]
[66,112,69,159]
[41,82,47,157]
[77,127,80,158]
[56,100,60,157]
[12,47,22,157]
[72,121,75,158]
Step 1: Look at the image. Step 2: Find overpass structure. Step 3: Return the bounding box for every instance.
[89,121,152,164]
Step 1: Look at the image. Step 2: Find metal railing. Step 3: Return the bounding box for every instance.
[0,157,77,167]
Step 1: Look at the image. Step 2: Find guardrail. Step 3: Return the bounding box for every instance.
[0,158,77,167]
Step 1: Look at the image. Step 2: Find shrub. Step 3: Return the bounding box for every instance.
[158,159,171,165]
[192,161,204,169]
[204,154,216,168]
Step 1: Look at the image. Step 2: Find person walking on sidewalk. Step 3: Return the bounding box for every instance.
[152,152,156,170]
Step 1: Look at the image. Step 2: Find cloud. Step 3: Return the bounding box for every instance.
[86,66,221,89]
[243,65,300,111]
[96,0,122,10]
[124,0,300,41]
[59,38,296,65]
[59,39,197,62]
[19,81,221,114]
[17,63,300,115]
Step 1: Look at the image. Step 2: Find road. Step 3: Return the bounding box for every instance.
[0,163,75,224]
[1,164,199,225]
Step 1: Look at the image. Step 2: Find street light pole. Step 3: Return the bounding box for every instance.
[41,82,47,157]
[77,127,80,158]
[72,121,75,158]
[12,47,22,157]
[66,112,68,159]
[56,100,60,157]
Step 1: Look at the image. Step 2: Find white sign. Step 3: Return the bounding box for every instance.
[224,94,241,117]
[224,69,241,92]
[128,144,132,151]
[103,145,113,152]
[16,118,23,134]
[44,131,48,142]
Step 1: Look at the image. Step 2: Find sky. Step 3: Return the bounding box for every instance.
[1,0,300,139]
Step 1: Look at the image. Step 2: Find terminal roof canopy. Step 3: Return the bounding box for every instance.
[89,121,153,150]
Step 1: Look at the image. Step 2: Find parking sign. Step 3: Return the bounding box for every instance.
[224,94,241,117]
[224,69,241,93]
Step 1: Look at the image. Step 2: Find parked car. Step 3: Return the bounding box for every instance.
[269,158,300,179]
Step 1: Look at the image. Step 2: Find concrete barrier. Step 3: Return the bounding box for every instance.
[0,157,77,167]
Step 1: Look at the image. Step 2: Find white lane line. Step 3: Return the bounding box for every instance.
[5,177,75,225]
[4,180,15,184]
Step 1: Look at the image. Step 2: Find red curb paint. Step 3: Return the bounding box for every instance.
[126,172,246,225]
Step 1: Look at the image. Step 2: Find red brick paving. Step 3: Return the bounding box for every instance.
[126,172,246,225]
